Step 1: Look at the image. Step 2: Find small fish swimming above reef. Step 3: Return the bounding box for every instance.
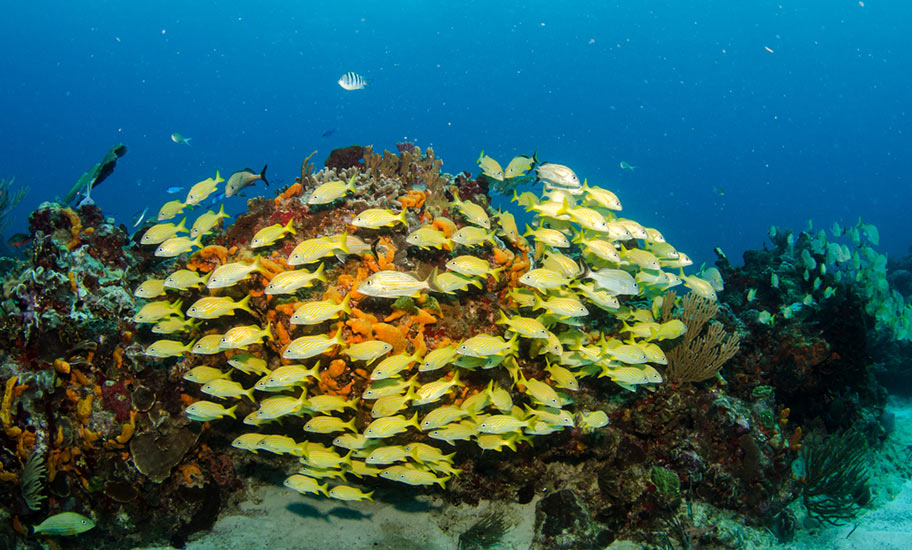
[619,160,636,171]
[536,163,582,194]
[171,132,191,145]
[225,165,269,197]
[185,171,224,206]
[504,154,537,179]
[338,71,368,90]
[477,150,504,181]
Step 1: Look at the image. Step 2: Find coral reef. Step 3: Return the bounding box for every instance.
[0,144,907,550]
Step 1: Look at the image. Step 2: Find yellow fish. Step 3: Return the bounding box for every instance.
[457,334,518,357]
[412,372,465,406]
[358,270,429,298]
[504,154,536,179]
[523,225,570,248]
[157,199,186,222]
[185,400,237,422]
[351,208,407,229]
[419,346,459,372]
[428,421,477,444]
[254,363,320,391]
[621,248,661,271]
[151,316,199,335]
[333,433,376,451]
[599,364,663,385]
[344,340,393,363]
[431,272,483,294]
[476,414,531,434]
[191,333,227,355]
[227,353,271,376]
[533,295,588,318]
[220,324,272,350]
[495,210,520,244]
[541,251,582,279]
[187,294,255,319]
[231,433,266,453]
[163,269,209,290]
[518,374,561,408]
[451,226,496,248]
[419,405,470,430]
[371,389,415,418]
[328,485,373,502]
[155,235,202,258]
[288,234,350,266]
[134,299,183,323]
[404,442,456,464]
[134,278,166,299]
[284,474,329,497]
[476,150,504,181]
[251,219,296,249]
[579,410,610,430]
[545,363,579,391]
[406,226,451,250]
[184,170,224,206]
[370,352,420,381]
[364,413,420,438]
[308,175,358,205]
[141,218,187,245]
[290,294,352,325]
[496,311,549,339]
[183,366,230,384]
[365,445,411,465]
[200,379,255,402]
[445,256,502,281]
[379,466,451,489]
[573,232,622,264]
[582,182,622,210]
[304,416,357,434]
[308,394,359,413]
[682,274,718,301]
[362,376,419,400]
[189,204,230,238]
[144,339,193,358]
[264,263,327,295]
[282,325,345,360]
[300,448,351,468]
[451,197,491,229]
[566,205,610,232]
[206,257,266,289]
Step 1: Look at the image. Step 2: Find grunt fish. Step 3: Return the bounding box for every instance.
[225,166,269,197]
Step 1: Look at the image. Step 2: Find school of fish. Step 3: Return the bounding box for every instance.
[133,151,715,502]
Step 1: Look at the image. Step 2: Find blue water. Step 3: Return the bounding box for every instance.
[2,1,910,266]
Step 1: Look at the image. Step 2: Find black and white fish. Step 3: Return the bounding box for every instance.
[225,166,269,197]
[338,72,368,91]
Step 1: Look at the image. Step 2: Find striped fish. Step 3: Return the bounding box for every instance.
[33,512,96,536]
[338,71,368,90]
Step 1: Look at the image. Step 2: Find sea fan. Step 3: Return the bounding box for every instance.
[20,451,47,511]
[457,509,512,550]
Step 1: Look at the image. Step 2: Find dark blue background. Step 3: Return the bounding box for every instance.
[2,1,910,266]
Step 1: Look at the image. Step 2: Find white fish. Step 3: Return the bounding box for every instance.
[338,71,368,90]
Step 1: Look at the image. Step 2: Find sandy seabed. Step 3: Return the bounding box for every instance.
[132,397,912,550]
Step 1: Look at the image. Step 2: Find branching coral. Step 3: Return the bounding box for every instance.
[0,177,28,233]
[663,291,740,383]
[799,429,870,525]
